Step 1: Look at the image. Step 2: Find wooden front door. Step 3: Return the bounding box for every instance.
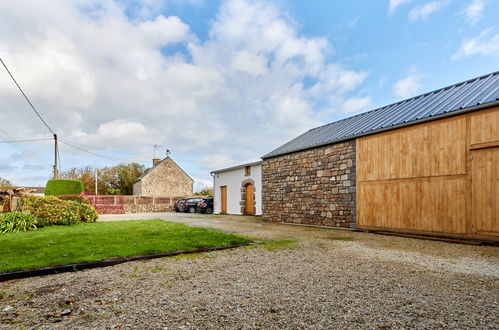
[245,183,254,215]
[220,186,227,213]
[472,147,499,236]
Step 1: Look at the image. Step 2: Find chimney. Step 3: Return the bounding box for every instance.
[153,158,161,166]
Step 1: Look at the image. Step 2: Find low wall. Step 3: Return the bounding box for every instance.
[86,195,186,214]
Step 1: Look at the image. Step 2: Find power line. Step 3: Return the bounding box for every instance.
[0,138,53,143]
[61,140,240,165]
[60,141,123,162]
[0,57,56,135]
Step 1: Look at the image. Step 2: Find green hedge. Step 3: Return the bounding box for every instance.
[45,180,84,196]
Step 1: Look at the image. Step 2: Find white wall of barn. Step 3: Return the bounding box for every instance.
[213,164,262,215]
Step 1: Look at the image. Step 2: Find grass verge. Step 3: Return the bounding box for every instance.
[0,220,251,273]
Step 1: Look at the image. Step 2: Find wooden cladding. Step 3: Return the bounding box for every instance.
[357,117,467,181]
[472,147,499,235]
[470,108,499,145]
[357,106,499,240]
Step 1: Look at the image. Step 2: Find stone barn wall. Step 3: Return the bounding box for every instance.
[133,158,193,197]
[262,140,356,228]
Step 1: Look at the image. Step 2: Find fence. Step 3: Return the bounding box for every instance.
[85,195,186,214]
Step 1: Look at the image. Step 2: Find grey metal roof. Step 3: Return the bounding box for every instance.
[211,160,262,174]
[263,71,499,159]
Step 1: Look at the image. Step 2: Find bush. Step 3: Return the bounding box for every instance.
[0,212,39,233]
[28,196,72,225]
[79,203,98,223]
[57,194,89,204]
[45,180,84,196]
[26,196,98,226]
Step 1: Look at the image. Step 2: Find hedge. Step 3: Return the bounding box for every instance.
[45,180,84,196]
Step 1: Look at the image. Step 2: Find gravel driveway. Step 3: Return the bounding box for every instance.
[0,213,498,328]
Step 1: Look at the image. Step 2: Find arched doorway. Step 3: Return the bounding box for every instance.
[244,183,255,215]
[241,179,256,215]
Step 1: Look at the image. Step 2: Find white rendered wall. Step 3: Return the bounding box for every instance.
[213,164,262,215]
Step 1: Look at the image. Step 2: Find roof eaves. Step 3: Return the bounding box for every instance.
[262,99,499,159]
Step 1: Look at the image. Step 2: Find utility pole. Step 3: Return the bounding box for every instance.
[95,169,98,196]
[53,134,58,179]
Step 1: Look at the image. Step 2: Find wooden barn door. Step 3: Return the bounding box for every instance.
[245,183,254,215]
[220,186,227,214]
[472,147,499,237]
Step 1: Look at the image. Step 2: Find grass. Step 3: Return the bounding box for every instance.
[0,220,251,273]
[263,239,298,251]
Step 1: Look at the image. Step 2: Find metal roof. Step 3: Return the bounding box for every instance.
[262,71,499,159]
[211,160,262,174]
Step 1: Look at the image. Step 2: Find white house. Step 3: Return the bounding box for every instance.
[211,161,262,215]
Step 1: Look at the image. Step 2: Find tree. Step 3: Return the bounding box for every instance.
[59,167,96,194]
[60,163,145,195]
[194,187,213,197]
[0,177,13,190]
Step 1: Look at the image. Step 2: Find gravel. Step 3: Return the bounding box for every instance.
[0,214,498,329]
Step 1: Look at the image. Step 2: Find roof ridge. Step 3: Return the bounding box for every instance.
[308,70,499,133]
[262,70,499,159]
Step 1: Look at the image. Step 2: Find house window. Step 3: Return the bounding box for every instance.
[245,166,251,176]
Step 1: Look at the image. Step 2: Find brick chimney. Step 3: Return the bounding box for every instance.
[153,158,161,166]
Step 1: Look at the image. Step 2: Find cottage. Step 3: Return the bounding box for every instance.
[211,161,262,215]
[133,157,193,197]
[262,71,499,242]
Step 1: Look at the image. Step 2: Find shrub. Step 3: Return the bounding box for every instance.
[29,196,72,225]
[57,194,89,204]
[45,180,84,196]
[0,212,39,233]
[25,196,98,226]
[79,203,98,223]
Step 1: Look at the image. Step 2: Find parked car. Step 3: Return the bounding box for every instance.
[197,197,213,214]
[174,199,187,212]
[182,198,204,213]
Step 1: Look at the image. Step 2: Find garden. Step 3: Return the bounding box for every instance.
[0,180,250,274]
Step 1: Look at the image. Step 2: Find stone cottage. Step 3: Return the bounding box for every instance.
[262,71,499,242]
[133,157,193,197]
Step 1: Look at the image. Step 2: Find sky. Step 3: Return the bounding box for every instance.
[0,0,498,191]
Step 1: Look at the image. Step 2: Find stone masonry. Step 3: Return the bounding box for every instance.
[133,157,193,197]
[262,140,356,228]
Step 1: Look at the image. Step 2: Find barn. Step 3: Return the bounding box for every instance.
[262,71,499,242]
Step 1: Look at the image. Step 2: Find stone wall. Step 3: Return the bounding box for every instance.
[262,140,356,228]
[133,158,193,196]
[87,195,185,214]
[124,204,172,213]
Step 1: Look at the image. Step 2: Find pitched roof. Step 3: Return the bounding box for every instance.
[263,71,499,159]
[211,161,262,174]
[134,157,193,183]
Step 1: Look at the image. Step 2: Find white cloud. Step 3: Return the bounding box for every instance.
[0,0,370,185]
[389,0,413,13]
[452,29,499,59]
[409,1,448,22]
[461,0,486,25]
[339,97,372,115]
[393,71,425,98]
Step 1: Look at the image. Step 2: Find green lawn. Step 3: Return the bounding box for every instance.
[0,220,251,273]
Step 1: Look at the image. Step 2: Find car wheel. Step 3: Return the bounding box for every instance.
[189,206,196,213]
[206,207,212,214]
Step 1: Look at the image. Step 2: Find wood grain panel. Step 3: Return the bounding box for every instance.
[358,177,466,233]
[356,108,498,240]
[470,106,499,145]
[472,147,499,236]
[357,116,467,182]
